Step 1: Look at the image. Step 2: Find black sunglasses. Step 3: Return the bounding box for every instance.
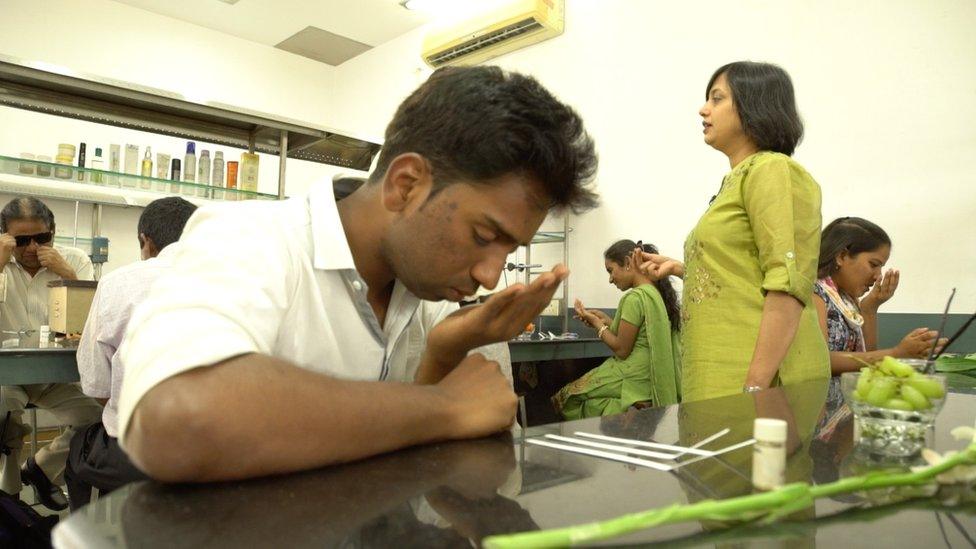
[15,232,53,247]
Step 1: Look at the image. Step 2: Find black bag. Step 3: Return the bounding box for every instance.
[0,490,58,549]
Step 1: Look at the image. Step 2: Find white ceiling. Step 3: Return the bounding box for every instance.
[111,0,432,54]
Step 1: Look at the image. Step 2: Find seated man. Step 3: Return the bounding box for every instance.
[0,197,102,510]
[118,65,599,482]
[64,197,197,510]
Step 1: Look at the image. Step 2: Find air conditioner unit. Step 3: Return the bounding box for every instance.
[421,0,565,68]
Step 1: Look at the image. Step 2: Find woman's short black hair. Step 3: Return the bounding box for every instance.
[368,65,599,214]
[604,239,681,332]
[817,217,892,279]
[0,197,55,232]
[707,61,804,156]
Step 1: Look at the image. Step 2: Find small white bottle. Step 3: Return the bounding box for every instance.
[90,148,104,184]
[38,325,51,348]
[197,150,211,198]
[752,418,787,491]
[211,151,224,200]
[182,141,197,196]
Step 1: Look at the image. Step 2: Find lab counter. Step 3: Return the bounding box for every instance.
[508,337,610,362]
[53,380,976,547]
[0,333,79,385]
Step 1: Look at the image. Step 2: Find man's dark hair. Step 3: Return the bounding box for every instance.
[137,197,198,250]
[706,61,804,156]
[0,197,55,232]
[817,217,891,279]
[368,65,599,213]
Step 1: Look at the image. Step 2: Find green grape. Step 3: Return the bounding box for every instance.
[900,384,931,410]
[865,377,897,406]
[882,398,914,411]
[904,377,945,399]
[880,356,914,378]
[856,372,872,394]
[852,389,866,402]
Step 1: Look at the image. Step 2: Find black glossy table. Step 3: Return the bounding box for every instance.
[53,380,976,548]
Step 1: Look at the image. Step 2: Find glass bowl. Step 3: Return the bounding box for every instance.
[840,371,947,457]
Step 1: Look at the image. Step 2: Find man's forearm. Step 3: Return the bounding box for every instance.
[745,291,804,388]
[415,346,465,384]
[125,353,460,482]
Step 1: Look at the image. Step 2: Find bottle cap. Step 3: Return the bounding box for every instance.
[186,141,196,154]
[214,151,223,159]
[753,418,787,442]
[201,150,209,157]
[171,158,181,168]
[95,147,103,156]
[39,325,50,333]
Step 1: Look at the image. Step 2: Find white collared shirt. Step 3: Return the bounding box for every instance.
[0,244,94,334]
[76,246,177,438]
[117,184,457,447]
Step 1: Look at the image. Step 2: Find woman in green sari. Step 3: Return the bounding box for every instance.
[635,62,830,402]
[553,240,682,420]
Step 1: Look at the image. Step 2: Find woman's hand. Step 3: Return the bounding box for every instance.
[574,299,603,329]
[894,327,946,358]
[590,309,612,325]
[631,248,684,281]
[861,268,899,312]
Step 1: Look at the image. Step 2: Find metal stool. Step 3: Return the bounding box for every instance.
[24,403,40,505]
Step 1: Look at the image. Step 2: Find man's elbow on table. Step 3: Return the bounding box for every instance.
[124,378,215,483]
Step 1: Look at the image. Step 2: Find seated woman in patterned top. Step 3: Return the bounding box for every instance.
[813,217,946,404]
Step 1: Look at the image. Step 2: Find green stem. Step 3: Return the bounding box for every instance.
[483,444,976,549]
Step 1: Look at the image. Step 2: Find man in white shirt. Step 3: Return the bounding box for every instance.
[118,65,599,482]
[0,197,102,510]
[64,197,197,510]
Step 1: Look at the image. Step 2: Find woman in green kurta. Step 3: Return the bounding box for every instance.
[553,240,682,419]
[636,62,829,402]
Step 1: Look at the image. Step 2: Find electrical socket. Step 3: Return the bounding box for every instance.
[541,299,561,316]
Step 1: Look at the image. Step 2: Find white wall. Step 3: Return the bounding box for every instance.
[1,0,972,312]
[331,0,976,314]
[0,0,359,273]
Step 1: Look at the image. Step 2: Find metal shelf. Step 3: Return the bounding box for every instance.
[0,155,276,207]
[0,54,381,173]
[530,231,566,244]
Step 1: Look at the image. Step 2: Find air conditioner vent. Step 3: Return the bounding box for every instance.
[421,0,564,68]
[425,18,542,67]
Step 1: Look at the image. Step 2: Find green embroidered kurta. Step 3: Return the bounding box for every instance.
[553,284,681,419]
[681,151,830,402]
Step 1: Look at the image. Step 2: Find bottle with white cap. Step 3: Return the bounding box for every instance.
[38,325,51,349]
[752,417,787,491]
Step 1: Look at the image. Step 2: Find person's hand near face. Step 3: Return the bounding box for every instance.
[36,245,78,280]
[0,233,15,269]
[418,265,569,384]
[632,248,684,281]
[860,268,899,313]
